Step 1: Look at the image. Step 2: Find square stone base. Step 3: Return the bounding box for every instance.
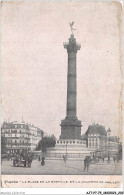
[60,118,82,139]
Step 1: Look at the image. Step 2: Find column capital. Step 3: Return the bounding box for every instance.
[63,36,81,53]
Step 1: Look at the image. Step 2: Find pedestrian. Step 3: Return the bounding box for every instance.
[84,156,91,172]
[102,155,105,162]
[28,154,32,167]
[63,155,67,164]
[108,155,110,163]
[113,156,116,163]
[38,156,41,161]
[84,156,88,171]
[41,156,45,166]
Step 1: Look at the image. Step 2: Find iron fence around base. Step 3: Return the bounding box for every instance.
[46,152,90,159]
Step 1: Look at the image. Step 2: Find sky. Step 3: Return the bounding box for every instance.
[1,1,122,138]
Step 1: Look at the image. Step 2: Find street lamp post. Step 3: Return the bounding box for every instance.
[107,128,111,163]
[66,141,68,157]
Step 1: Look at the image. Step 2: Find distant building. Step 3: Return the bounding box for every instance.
[85,124,107,149]
[1,121,44,154]
[85,124,120,152]
[108,136,119,151]
[109,136,119,143]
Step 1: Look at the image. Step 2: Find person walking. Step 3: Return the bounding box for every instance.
[84,156,91,172]
[38,156,41,161]
[113,156,116,163]
[63,155,67,164]
[41,156,45,166]
[108,155,110,163]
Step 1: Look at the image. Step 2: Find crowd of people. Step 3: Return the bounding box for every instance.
[83,153,120,172]
[2,149,121,172]
[25,151,121,171]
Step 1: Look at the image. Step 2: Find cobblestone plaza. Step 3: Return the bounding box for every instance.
[2,159,122,175]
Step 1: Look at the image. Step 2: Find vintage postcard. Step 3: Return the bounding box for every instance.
[1,0,123,191]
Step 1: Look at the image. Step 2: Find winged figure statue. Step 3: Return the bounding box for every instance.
[69,21,76,34]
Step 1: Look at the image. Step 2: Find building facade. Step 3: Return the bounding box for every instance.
[1,121,44,154]
[85,123,120,153]
[85,124,107,150]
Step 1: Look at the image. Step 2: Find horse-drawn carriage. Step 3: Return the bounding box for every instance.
[94,150,107,162]
[90,150,108,163]
[90,149,118,163]
[13,153,32,168]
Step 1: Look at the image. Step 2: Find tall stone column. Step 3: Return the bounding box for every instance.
[60,34,82,140]
[65,34,80,119]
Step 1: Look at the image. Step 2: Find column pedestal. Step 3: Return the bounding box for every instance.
[60,118,82,139]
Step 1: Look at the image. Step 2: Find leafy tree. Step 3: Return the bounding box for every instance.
[36,134,56,152]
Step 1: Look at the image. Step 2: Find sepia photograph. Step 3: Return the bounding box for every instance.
[1,0,123,188]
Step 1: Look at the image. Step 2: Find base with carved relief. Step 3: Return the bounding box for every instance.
[60,117,82,139]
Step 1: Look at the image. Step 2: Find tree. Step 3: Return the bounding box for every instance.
[36,134,56,152]
[1,136,7,154]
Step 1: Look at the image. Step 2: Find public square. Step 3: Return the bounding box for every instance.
[1,158,122,175]
[1,2,122,180]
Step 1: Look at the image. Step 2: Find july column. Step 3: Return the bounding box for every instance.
[64,34,81,119]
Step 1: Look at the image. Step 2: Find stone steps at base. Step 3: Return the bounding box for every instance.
[45,157,84,161]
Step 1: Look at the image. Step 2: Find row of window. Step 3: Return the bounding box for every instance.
[3,132,40,138]
[6,149,31,154]
[88,138,98,141]
[3,125,43,132]
[6,143,31,147]
[7,150,18,154]
[7,140,30,143]
[2,129,39,133]
[3,124,25,129]
[5,134,30,138]
[57,141,85,144]
[89,142,98,146]
[89,145,98,148]
[88,134,99,137]
[15,125,24,128]
[2,129,29,133]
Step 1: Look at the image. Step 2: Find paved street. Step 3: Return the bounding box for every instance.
[1,158,122,175]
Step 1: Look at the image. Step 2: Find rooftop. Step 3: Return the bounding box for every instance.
[85,123,107,136]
